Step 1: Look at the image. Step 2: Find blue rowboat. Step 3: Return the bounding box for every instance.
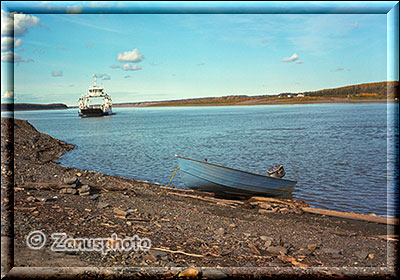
[175,155,297,198]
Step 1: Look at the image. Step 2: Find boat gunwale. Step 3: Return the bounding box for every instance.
[175,155,297,184]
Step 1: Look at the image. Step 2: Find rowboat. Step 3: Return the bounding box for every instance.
[175,155,297,198]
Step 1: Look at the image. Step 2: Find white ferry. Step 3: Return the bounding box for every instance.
[78,75,113,117]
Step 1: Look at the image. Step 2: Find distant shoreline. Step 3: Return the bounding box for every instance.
[3,80,398,111]
[2,98,395,112]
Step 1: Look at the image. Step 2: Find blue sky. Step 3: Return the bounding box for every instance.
[1,2,398,106]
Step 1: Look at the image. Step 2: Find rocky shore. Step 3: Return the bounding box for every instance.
[1,117,398,278]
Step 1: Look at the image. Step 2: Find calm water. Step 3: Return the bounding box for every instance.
[9,103,398,217]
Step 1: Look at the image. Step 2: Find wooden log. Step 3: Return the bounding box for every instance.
[248,196,310,208]
[167,192,242,207]
[301,207,398,225]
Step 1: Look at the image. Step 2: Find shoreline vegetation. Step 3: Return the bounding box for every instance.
[2,81,398,111]
[1,117,398,277]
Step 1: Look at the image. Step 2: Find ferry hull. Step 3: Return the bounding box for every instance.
[79,108,112,117]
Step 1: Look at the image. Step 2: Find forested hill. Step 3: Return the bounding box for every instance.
[301,81,398,98]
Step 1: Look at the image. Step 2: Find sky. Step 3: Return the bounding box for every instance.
[1,1,398,106]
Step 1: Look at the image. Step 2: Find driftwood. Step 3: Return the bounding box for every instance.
[301,207,399,226]
[166,192,243,207]
[159,186,215,197]
[152,247,204,258]
[248,196,310,208]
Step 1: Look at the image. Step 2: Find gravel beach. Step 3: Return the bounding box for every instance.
[1,117,397,279]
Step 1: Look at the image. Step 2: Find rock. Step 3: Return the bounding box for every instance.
[64,176,78,185]
[97,202,110,209]
[215,228,225,236]
[267,246,287,255]
[76,173,82,177]
[229,223,236,228]
[368,253,374,259]
[26,196,37,202]
[178,268,199,278]
[307,244,318,250]
[60,188,77,195]
[354,251,368,260]
[79,191,90,196]
[243,232,251,238]
[113,208,127,216]
[164,262,177,267]
[38,197,51,202]
[260,236,273,242]
[90,195,99,200]
[78,184,90,193]
[150,249,168,260]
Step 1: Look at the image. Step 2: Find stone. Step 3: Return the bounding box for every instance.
[97,202,110,209]
[64,176,78,185]
[260,236,273,242]
[90,195,99,200]
[368,253,374,259]
[178,268,199,278]
[26,196,37,202]
[229,223,236,228]
[79,191,90,196]
[307,244,318,250]
[113,208,127,216]
[354,251,368,260]
[60,188,77,195]
[76,173,82,177]
[78,184,90,193]
[150,250,168,260]
[215,228,225,236]
[267,246,287,255]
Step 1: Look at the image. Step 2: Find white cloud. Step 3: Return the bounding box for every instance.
[122,64,142,71]
[124,75,131,78]
[51,70,63,77]
[1,37,22,51]
[117,48,144,63]
[295,60,303,64]
[95,73,111,80]
[1,51,33,63]
[110,64,120,69]
[1,10,40,37]
[282,53,299,62]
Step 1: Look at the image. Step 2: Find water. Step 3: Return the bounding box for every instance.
[9,103,398,217]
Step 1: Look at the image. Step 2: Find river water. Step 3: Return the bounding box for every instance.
[10,103,398,217]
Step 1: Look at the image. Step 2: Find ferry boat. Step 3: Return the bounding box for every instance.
[78,74,113,117]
